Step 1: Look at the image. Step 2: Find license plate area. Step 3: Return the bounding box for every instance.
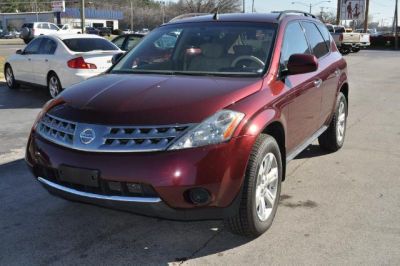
[58,165,100,187]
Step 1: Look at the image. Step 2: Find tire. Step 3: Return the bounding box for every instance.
[4,64,19,89]
[47,73,62,98]
[339,47,351,55]
[318,92,348,152]
[225,134,282,238]
[351,46,361,53]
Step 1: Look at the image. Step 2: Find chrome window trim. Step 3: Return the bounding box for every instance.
[38,177,162,203]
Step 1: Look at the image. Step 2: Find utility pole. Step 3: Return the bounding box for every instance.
[243,0,245,13]
[252,0,255,13]
[364,0,370,32]
[309,3,312,13]
[395,0,399,50]
[336,0,341,25]
[130,0,133,32]
[80,0,85,33]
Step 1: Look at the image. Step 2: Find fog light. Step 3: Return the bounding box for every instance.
[188,188,211,205]
[127,183,143,194]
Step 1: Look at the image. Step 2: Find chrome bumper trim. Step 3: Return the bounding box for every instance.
[38,177,162,203]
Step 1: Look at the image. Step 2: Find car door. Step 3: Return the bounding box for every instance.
[32,37,57,86]
[12,38,42,83]
[316,23,341,125]
[278,22,322,152]
[302,21,339,127]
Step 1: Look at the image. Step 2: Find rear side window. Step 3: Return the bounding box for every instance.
[112,36,126,49]
[302,22,329,58]
[41,23,50,29]
[40,38,57,54]
[63,38,118,52]
[49,24,59,30]
[126,35,142,50]
[317,24,332,51]
[280,22,310,70]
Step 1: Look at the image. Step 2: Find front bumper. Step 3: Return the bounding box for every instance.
[26,131,256,220]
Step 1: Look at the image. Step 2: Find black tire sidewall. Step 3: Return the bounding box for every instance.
[249,136,283,234]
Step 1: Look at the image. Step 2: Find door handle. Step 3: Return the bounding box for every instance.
[314,79,323,88]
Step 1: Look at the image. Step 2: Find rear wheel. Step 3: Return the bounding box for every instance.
[47,73,62,98]
[4,64,19,89]
[319,92,348,152]
[351,46,361,53]
[225,134,282,238]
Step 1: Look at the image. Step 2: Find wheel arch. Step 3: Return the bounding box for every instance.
[242,109,287,181]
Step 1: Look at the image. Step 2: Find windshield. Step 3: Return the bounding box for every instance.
[111,22,277,76]
[63,38,119,52]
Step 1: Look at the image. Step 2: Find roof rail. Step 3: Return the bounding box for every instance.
[272,10,317,20]
[169,13,209,23]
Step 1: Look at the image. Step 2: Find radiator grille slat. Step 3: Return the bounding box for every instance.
[36,114,194,152]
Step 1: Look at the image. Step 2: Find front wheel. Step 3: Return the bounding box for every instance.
[4,64,19,89]
[225,134,282,237]
[318,92,348,152]
[47,73,62,98]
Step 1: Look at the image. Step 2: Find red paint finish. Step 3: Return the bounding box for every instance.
[26,13,348,215]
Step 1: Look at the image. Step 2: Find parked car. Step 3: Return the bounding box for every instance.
[20,22,60,44]
[111,33,145,51]
[58,24,82,34]
[25,11,349,237]
[85,27,111,37]
[4,34,121,98]
[3,30,20,39]
[85,27,100,35]
[326,24,368,54]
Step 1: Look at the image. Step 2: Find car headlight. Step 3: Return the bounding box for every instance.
[168,110,245,150]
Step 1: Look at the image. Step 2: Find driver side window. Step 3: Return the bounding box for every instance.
[280,22,310,71]
[24,38,42,55]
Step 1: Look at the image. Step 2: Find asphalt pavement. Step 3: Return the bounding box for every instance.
[0,50,399,265]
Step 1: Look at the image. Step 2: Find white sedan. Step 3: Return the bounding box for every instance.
[4,34,122,98]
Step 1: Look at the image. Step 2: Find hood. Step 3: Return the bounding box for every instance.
[53,74,263,125]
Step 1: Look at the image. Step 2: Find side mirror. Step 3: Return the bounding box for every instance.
[111,52,125,65]
[16,49,23,55]
[286,54,318,75]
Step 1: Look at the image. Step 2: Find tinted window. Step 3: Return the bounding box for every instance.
[40,38,57,54]
[112,36,126,49]
[125,35,142,50]
[112,23,277,76]
[63,38,118,52]
[41,23,50,29]
[49,24,59,30]
[22,23,33,29]
[317,24,332,51]
[24,38,42,54]
[302,22,329,58]
[280,22,310,70]
[334,26,345,33]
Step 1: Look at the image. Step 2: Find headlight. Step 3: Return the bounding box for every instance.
[168,110,245,150]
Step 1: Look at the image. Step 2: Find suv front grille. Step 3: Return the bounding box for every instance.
[36,113,194,152]
[37,114,77,146]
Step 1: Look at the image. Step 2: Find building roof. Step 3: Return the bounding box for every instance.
[61,8,123,20]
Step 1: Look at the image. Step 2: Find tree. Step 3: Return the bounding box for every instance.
[178,0,241,13]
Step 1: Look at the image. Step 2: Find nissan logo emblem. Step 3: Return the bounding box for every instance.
[80,128,96,144]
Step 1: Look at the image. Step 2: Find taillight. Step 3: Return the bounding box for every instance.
[339,33,344,42]
[67,57,97,69]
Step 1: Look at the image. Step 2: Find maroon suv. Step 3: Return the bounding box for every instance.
[26,11,349,237]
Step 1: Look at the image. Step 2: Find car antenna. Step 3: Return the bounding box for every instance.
[212,7,219,20]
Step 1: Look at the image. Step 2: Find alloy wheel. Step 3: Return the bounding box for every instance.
[336,101,346,143]
[255,152,279,222]
[49,76,60,98]
[5,67,13,87]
